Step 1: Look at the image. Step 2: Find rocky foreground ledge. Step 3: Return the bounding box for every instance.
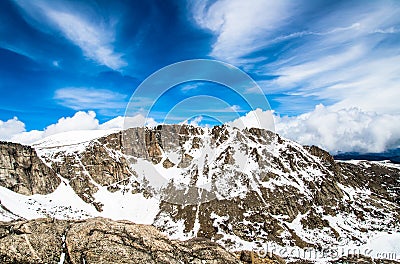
[1,217,399,264]
[0,217,243,264]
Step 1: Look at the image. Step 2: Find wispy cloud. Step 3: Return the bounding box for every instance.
[12,0,126,70]
[54,87,127,114]
[46,11,126,70]
[180,83,203,92]
[271,45,365,89]
[192,1,400,115]
[268,23,362,45]
[190,0,294,64]
[372,26,400,34]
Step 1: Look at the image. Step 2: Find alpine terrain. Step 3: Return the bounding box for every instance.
[0,125,399,263]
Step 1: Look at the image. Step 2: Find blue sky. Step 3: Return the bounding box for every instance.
[1,0,400,153]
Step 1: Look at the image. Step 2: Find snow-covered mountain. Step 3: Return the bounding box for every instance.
[0,125,399,262]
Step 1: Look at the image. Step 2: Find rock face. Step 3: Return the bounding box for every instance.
[0,141,60,195]
[0,217,241,264]
[0,126,399,262]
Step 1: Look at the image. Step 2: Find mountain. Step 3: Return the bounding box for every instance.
[0,125,399,263]
[334,148,400,164]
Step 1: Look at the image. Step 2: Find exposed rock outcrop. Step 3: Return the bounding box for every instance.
[0,141,60,195]
[0,217,241,264]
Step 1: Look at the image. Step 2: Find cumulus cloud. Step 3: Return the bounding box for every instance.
[225,106,400,154]
[10,111,100,144]
[44,111,100,134]
[5,111,157,145]
[0,117,26,141]
[226,108,275,132]
[10,130,44,146]
[275,104,400,154]
[3,108,400,154]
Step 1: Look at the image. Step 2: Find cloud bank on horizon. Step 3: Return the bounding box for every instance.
[0,0,400,154]
[2,107,399,155]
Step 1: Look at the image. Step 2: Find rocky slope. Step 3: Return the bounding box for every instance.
[0,125,399,262]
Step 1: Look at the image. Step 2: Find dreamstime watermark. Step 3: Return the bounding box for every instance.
[253,242,399,261]
[122,59,275,205]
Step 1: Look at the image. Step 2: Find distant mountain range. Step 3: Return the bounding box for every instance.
[334,148,400,164]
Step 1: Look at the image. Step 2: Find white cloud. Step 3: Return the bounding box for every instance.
[225,107,400,154]
[45,10,126,70]
[54,87,127,113]
[45,111,100,134]
[13,0,126,70]
[228,105,241,112]
[10,111,100,144]
[180,116,204,127]
[189,116,203,126]
[180,83,202,92]
[226,108,275,131]
[10,130,44,146]
[191,0,293,63]
[3,108,400,154]
[97,114,158,130]
[263,4,400,114]
[0,117,26,141]
[268,51,400,114]
[192,1,400,115]
[120,114,158,129]
[99,116,125,130]
[6,111,157,145]
[271,45,365,88]
[372,26,400,34]
[275,104,400,154]
[268,23,362,44]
